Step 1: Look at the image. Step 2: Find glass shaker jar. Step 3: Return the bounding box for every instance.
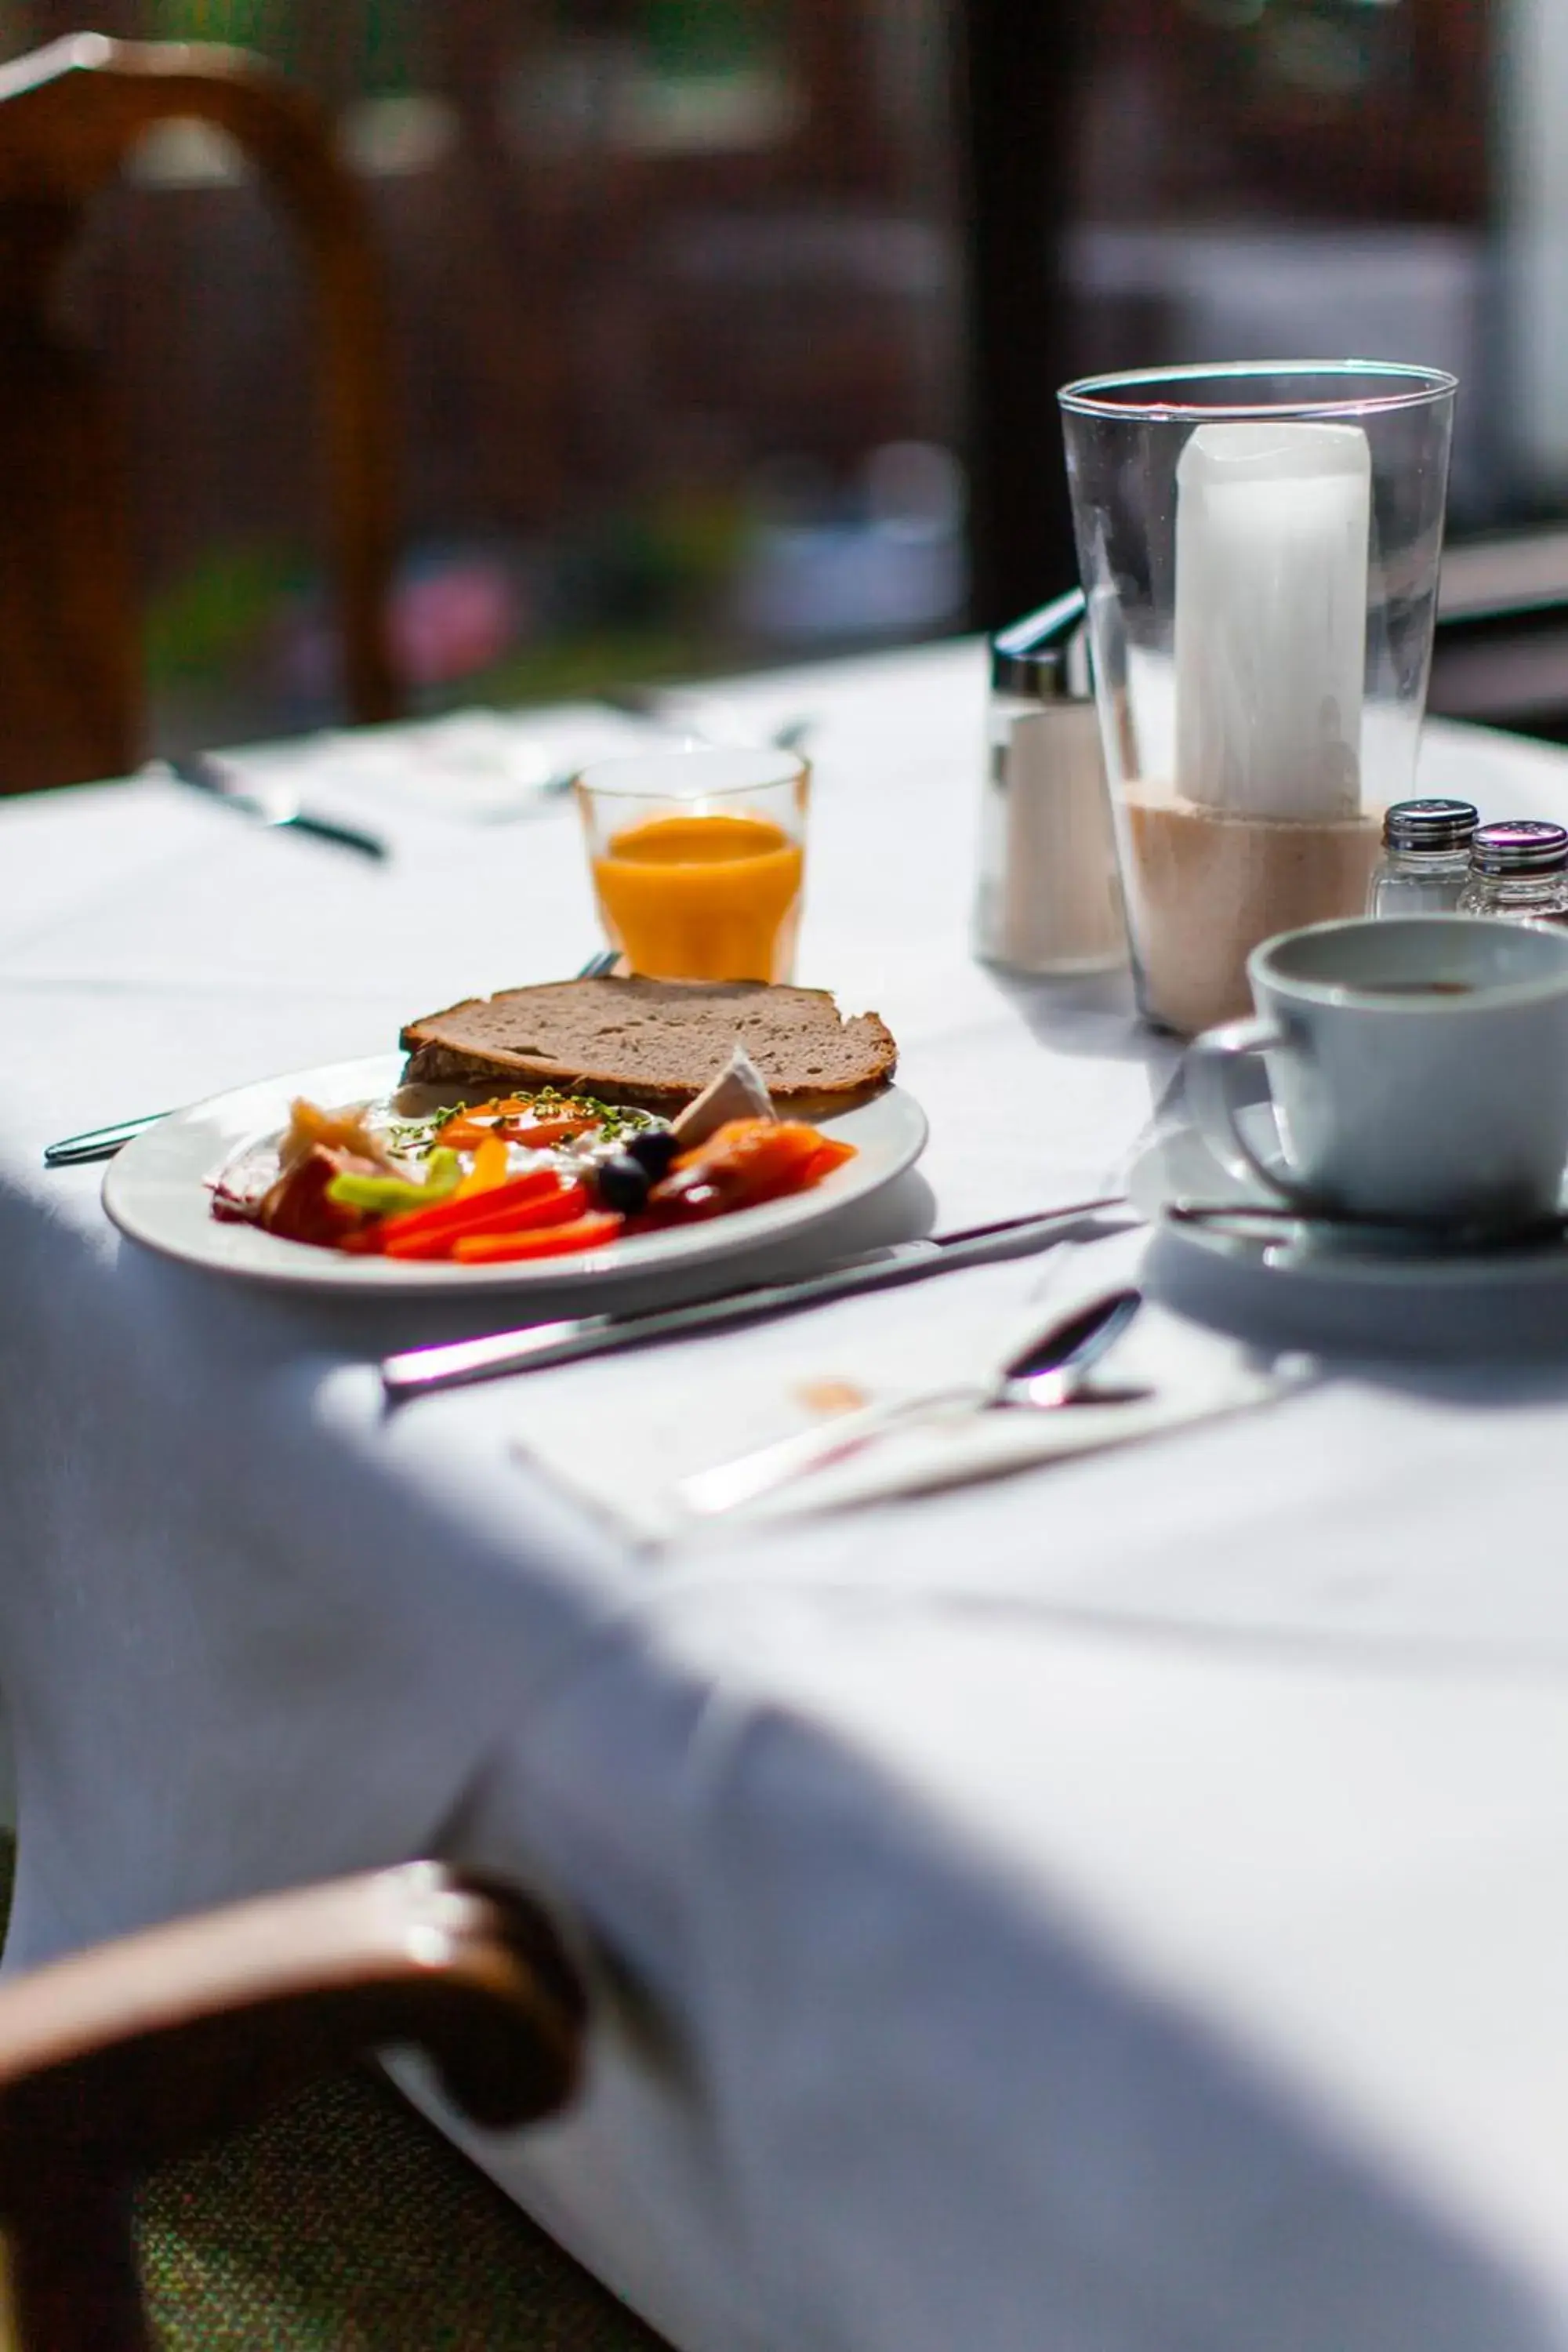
[1367,798,1479,915]
[1457,821,1568,923]
[972,589,1126,976]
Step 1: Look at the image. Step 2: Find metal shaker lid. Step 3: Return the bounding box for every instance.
[1469,818,1568,876]
[990,587,1089,702]
[1381,797,1479,853]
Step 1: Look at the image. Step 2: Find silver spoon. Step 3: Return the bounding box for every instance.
[679,1286,1147,1519]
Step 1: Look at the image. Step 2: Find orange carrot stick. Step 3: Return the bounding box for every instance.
[374,1169,575,1254]
[452,1212,623,1265]
[383,1178,590,1261]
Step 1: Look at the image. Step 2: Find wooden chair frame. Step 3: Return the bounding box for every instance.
[0,33,399,792]
[0,1862,586,2352]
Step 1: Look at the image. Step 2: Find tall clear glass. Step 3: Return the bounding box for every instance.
[576,745,810,982]
[1058,361,1456,1036]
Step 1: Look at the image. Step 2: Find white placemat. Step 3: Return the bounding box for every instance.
[509,1229,1305,1544]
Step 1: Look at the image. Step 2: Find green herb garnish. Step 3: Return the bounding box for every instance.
[576,1097,661,1145]
[382,1110,456,1156]
[383,1091,662,1158]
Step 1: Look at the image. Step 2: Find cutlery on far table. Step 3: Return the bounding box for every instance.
[597,690,815,758]
[678,1285,1147,1518]
[378,1199,1134,1403]
[166,753,389,862]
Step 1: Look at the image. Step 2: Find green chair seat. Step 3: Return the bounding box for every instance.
[137,2071,668,2352]
[0,1838,670,2350]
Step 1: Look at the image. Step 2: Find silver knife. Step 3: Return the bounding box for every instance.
[379,1196,1132,1403]
[168,753,388,861]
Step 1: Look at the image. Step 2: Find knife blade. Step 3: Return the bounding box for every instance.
[168,753,388,861]
[379,1196,1132,1403]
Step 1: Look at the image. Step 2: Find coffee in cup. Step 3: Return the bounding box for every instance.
[1183,915,1568,1229]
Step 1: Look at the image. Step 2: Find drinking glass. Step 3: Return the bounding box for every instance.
[1058,361,1456,1035]
[575,744,810,982]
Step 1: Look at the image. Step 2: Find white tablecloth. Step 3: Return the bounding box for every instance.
[8,646,1568,2350]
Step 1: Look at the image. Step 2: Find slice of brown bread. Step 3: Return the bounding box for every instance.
[400,977,896,1116]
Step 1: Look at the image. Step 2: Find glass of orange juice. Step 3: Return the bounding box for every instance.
[575,745,809,982]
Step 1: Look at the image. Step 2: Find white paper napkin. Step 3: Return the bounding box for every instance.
[509,1229,1308,1547]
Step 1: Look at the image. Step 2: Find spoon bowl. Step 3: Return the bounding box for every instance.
[681,1284,1149,1517]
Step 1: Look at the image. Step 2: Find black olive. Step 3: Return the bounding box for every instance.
[596,1152,652,1213]
[626,1127,678,1178]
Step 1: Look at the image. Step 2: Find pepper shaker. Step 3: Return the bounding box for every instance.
[972,589,1126,976]
[1367,797,1479,916]
[1457,820,1568,924]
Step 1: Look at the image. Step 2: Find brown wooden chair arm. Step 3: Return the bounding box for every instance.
[0,32,399,730]
[0,1864,586,2350]
[0,1861,585,2196]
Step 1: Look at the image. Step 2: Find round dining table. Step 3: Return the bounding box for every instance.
[5,643,1568,2352]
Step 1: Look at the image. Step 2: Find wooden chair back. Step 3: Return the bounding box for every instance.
[0,33,399,796]
[0,1861,586,2351]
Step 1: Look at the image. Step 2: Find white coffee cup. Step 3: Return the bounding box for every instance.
[1184,915,1568,1228]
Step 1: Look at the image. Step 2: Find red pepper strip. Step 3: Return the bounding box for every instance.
[453,1211,623,1264]
[369,1167,568,1254]
[382,1177,588,1261]
[338,1225,392,1254]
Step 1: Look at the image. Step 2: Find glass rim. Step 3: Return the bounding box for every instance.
[572,743,808,800]
[1058,358,1457,423]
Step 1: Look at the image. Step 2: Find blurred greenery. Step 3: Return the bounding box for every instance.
[1181,0,1406,103]
[142,482,750,726]
[644,0,773,76]
[148,0,292,54]
[362,0,418,95]
[642,485,750,590]
[147,0,420,90]
[145,0,772,85]
[456,626,726,712]
[124,2,782,738]
[144,539,305,688]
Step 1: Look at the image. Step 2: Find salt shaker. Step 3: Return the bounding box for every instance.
[1457,821,1568,924]
[972,589,1126,976]
[1367,797,1479,916]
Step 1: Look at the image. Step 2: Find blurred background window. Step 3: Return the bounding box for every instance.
[13,0,965,750]
[6,0,1566,747]
[1060,0,1489,512]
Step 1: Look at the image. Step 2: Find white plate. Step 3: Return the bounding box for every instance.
[103,1055,928,1298]
[1131,1108,1568,1356]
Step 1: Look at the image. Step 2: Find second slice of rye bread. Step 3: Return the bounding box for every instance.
[400,976,897,1116]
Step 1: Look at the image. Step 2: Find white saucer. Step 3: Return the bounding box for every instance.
[1130,1109,1568,1358]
